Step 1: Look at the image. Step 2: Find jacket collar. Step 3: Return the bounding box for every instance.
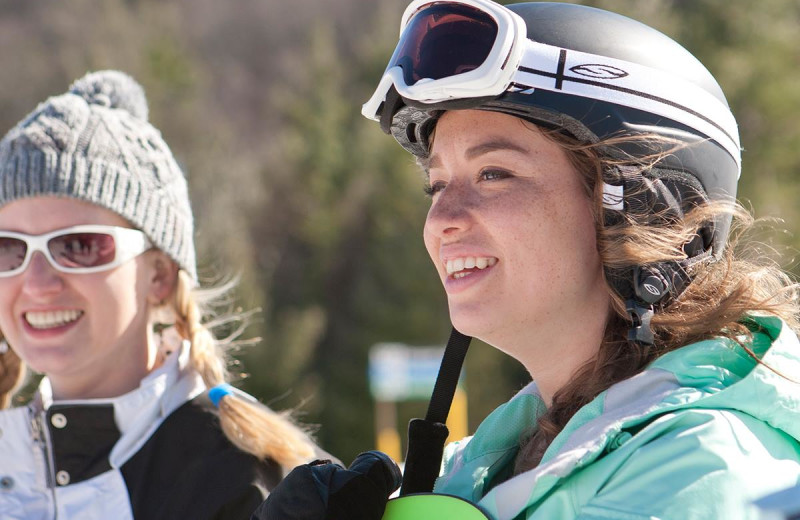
[35,338,205,465]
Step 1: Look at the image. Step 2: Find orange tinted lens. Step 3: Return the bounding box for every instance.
[0,237,27,272]
[48,233,116,269]
[391,3,498,85]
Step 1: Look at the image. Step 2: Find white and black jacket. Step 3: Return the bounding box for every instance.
[0,342,282,519]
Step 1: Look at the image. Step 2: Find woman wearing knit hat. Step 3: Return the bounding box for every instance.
[0,70,320,519]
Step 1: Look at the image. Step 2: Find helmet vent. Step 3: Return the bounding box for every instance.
[406,123,418,144]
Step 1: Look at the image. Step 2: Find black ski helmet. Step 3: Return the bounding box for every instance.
[366,2,741,340]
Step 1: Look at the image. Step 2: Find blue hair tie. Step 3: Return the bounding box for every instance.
[209,383,235,408]
[208,383,258,408]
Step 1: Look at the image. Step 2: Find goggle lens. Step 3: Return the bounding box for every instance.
[390,3,498,86]
[48,232,116,269]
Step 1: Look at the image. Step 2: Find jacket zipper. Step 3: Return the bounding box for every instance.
[30,410,59,518]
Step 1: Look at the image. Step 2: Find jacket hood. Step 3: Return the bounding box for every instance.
[644,315,800,440]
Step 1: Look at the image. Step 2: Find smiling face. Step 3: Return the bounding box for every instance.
[0,196,176,399]
[423,110,611,387]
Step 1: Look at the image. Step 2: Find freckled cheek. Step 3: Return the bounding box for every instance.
[422,227,442,274]
[502,203,585,277]
[567,204,601,263]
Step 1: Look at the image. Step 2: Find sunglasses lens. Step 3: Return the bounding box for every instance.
[48,233,116,269]
[0,237,27,273]
[391,3,498,86]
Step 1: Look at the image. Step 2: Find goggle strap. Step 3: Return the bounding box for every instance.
[380,86,405,135]
[602,182,624,211]
[510,42,741,173]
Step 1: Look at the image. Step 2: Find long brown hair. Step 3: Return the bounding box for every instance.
[505,127,800,473]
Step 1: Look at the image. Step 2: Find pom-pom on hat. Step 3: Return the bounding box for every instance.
[0,70,196,280]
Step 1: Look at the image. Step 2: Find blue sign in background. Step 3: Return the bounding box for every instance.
[369,343,464,401]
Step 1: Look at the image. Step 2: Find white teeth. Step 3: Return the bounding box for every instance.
[25,310,83,330]
[445,256,497,275]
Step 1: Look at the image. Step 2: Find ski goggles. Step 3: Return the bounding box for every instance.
[0,225,152,277]
[362,0,741,172]
[362,0,525,119]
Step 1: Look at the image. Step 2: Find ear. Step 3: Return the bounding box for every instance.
[145,251,179,305]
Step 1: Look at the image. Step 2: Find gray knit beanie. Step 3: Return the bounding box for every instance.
[0,70,196,280]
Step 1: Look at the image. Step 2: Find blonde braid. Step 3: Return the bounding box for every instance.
[170,271,316,469]
[0,337,26,409]
[172,271,227,388]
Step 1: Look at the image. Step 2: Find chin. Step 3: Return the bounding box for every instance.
[448,309,491,340]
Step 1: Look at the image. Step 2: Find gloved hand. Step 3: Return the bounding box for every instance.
[251,450,402,520]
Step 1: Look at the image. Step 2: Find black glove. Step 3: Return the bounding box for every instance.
[251,450,402,520]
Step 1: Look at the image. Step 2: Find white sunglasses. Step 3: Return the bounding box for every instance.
[0,225,152,277]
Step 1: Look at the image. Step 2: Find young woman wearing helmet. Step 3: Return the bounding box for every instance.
[362,0,799,518]
[0,70,323,520]
[254,1,800,519]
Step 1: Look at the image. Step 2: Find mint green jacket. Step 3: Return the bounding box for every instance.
[434,316,800,519]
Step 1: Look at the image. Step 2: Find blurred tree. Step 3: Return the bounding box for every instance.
[239,9,452,461]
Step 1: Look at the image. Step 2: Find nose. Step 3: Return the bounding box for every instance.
[21,252,65,297]
[424,180,475,239]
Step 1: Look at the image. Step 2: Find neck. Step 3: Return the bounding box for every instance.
[50,371,146,401]
[488,297,610,407]
[49,330,159,401]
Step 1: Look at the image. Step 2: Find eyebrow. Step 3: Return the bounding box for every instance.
[424,138,530,170]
